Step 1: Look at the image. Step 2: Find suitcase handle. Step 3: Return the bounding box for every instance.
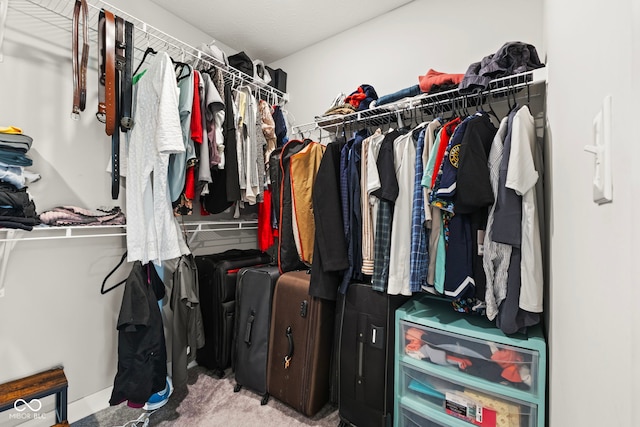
[284,326,294,369]
[244,310,255,345]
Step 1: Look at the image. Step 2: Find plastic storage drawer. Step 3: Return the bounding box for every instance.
[399,404,448,427]
[400,362,537,427]
[400,319,539,395]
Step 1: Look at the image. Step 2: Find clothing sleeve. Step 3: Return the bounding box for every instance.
[154,54,185,154]
[116,262,150,332]
[506,106,538,195]
[456,117,497,214]
[312,143,349,272]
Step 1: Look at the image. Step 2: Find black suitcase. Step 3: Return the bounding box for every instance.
[337,282,409,427]
[233,265,280,404]
[195,249,271,377]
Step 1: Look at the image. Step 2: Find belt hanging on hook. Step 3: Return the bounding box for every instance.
[71,0,88,119]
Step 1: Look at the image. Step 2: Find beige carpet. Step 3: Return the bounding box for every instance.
[73,366,339,427]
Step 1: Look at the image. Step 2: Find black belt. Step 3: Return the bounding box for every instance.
[97,10,134,200]
[120,20,134,131]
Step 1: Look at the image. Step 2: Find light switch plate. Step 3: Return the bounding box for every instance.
[585,95,613,204]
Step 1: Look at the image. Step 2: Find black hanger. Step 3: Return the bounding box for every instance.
[174,59,192,83]
[101,251,129,294]
[484,90,500,121]
[133,47,157,77]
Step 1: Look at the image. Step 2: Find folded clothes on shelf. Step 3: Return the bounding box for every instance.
[39,206,126,226]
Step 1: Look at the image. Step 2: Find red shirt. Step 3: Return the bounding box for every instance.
[190,71,203,144]
[431,117,461,188]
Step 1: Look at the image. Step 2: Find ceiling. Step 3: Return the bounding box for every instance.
[147,0,414,64]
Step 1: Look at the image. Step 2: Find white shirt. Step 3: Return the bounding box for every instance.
[388,131,417,296]
[506,106,543,313]
[126,52,190,265]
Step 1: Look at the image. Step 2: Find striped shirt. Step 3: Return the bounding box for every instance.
[483,117,512,321]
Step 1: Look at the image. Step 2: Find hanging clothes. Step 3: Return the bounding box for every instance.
[235,86,260,204]
[309,139,348,301]
[290,141,326,265]
[360,129,384,276]
[169,254,205,389]
[388,127,423,296]
[340,130,369,294]
[277,139,311,273]
[168,63,193,204]
[409,119,442,293]
[223,83,241,202]
[371,129,405,292]
[495,105,542,334]
[483,116,511,321]
[126,52,189,264]
[110,262,167,408]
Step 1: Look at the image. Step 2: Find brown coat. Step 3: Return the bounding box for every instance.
[290,141,326,265]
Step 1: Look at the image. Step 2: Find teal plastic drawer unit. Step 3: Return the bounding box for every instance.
[394,296,546,427]
[399,404,448,427]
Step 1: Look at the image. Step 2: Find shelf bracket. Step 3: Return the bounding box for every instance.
[0,229,21,298]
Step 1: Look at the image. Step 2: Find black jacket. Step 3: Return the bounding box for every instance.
[278,139,311,273]
[309,140,348,300]
[109,262,167,407]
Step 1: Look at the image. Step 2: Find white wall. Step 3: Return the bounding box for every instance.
[544,0,636,426]
[272,0,544,126]
[0,1,248,425]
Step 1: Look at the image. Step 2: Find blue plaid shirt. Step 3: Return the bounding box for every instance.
[409,128,428,292]
[372,200,392,292]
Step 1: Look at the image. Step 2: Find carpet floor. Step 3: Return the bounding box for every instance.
[73,366,339,427]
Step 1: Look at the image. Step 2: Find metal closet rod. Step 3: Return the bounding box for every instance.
[0,220,259,242]
[16,0,287,103]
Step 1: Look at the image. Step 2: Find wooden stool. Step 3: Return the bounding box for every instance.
[0,367,68,425]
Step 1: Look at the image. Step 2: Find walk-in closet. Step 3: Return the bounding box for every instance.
[0,1,638,427]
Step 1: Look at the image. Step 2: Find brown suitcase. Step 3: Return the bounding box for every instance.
[266,270,335,417]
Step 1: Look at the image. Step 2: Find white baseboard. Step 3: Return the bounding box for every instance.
[67,386,114,423]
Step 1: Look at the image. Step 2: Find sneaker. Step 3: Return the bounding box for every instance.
[143,377,173,411]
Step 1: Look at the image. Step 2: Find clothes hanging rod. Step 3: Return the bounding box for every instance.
[0,219,258,242]
[308,68,546,131]
[6,0,288,103]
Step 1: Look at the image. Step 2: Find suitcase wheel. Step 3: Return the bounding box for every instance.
[234,384,242,393]
[260,393,270,406]
[214,368,225,379]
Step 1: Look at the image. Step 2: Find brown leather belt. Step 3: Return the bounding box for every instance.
[97,9,116,135]
[98,9,134,199]
[71,0,88,118]
[97,11,105,122]
[104,10,116,136]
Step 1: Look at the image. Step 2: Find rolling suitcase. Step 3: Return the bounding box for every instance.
[233,265,280,404]
[195,249,271,377]
[337,282,410,427]
[266,270,335,417]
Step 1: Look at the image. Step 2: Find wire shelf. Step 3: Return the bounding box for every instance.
[298,68,547,134]
[5,0,288,104]
[0,219,258,242]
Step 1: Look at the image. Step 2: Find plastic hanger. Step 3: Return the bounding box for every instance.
[101,251,128,294]
[484,90,500,121]
[133,47,157,76]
